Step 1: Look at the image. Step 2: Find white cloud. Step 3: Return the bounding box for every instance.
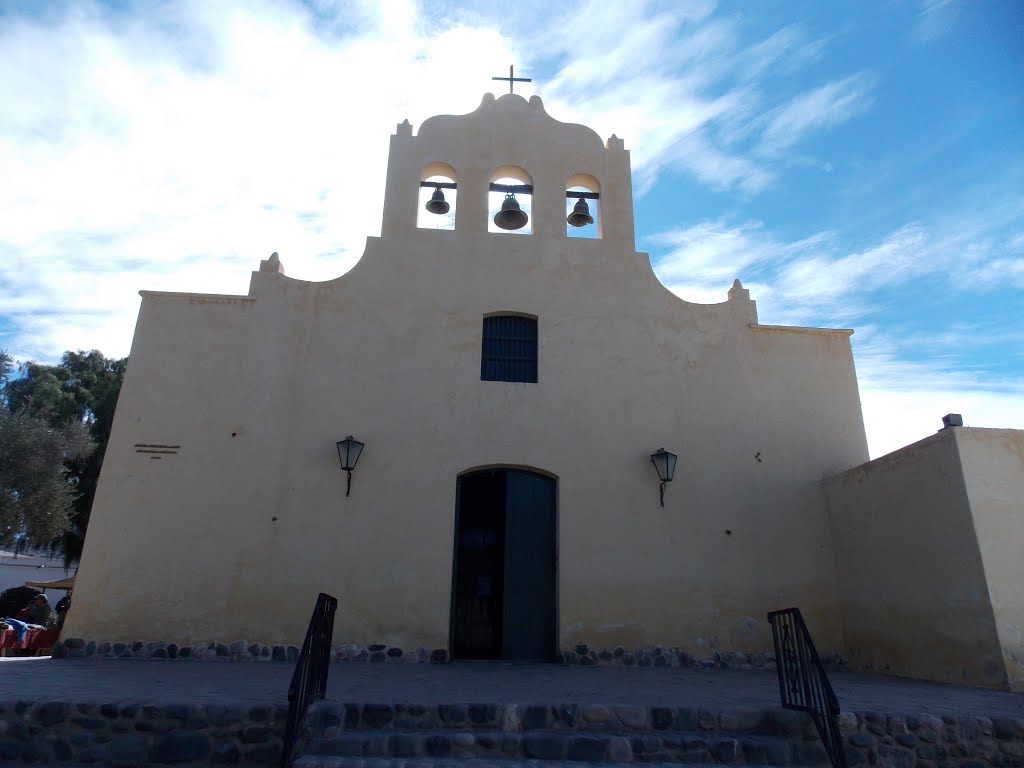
[0,1,884,364]
[666,128,775,195]
[913,0,958,44]
[650,219,841,321]
[775,223,928,303]
[0,1,1019,465]
[654,220,1024,459]
[855,331,1024,457]
[755,74,873,157]
[861,384,1024,459]
[538,10,747,193]
[653,203,1024,328]
[12,0,990,415]
[738,24,828,83]
[651,220,824,285]
[0,0,520,361]
[968,258,1024,289]
[648,213,1024,457]
[536,4,863,195]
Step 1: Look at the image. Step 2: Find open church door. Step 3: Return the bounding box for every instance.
[451,471,506,659]
[501,470,557,661]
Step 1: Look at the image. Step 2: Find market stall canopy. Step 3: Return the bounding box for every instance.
[24,575,75,591]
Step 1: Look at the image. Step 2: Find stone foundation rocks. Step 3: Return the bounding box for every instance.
[53,639,844,671]
[51,639,451,664]
[0,699,288,765]
[559,645,849,671]
[3,698,1021,767]
[298,702,1024,768]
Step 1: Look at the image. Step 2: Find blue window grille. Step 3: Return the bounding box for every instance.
[481,315,538,383]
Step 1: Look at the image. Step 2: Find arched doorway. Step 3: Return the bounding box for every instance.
[450,468,557,661]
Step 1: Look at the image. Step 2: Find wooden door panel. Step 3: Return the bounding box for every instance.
[501,470,556,661]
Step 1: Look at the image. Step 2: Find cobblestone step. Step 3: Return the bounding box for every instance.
[302,727,829,766]
[2,693,1019,767]
[295,759,747,768]
[307,702,820,736]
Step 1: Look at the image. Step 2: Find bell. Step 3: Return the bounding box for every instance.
[567,196,594,227]
[425,186,450,215]
[493,193,529,230]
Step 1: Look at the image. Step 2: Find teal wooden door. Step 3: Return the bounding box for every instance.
[500,470,557,661]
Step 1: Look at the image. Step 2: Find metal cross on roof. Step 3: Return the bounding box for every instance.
[492,65,532,95]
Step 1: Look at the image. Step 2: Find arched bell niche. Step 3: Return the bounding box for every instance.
[565,173,601,239]
[417,161,458,231]
[488,165,533,235]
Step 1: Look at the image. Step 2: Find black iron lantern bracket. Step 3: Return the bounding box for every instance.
[336,436,365,497]
[650,448,678,507]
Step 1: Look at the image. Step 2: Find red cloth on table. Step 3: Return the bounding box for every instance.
[0,625,60,650]
[23,626,60,650]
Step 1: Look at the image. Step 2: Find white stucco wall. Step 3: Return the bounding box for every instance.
[956,428,1024,690]
[824,428,1019,689]
[66,94,869,657]
[0,551,70,595]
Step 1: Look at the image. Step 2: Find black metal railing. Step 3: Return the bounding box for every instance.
[281,592,338,768]
[767,607,846,768]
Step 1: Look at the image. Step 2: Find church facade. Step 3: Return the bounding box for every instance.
[64,93,1023,691]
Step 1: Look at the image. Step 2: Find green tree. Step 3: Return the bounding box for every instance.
[1,350,126,563]
[0,351,94,550]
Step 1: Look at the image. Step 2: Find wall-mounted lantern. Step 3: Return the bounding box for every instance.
[650,448,677,507]
[336,435,365,497]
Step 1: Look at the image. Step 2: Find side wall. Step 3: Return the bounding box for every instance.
[824,430,1007,688]
[957,429,1024,691]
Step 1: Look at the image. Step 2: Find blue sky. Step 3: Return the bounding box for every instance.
[0,0,1021,457]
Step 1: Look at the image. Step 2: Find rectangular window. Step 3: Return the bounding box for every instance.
[481,315,538,383]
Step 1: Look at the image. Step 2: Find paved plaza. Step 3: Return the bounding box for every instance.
[1,658,1022,718]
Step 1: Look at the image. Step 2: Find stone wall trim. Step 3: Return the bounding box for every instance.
[52,639,847,672]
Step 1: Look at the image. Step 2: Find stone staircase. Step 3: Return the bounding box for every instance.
[292,701,831,768]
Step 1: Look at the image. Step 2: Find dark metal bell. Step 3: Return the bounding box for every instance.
[493,193,529,230]
[567,196,594,227]
[425,186,450,215]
